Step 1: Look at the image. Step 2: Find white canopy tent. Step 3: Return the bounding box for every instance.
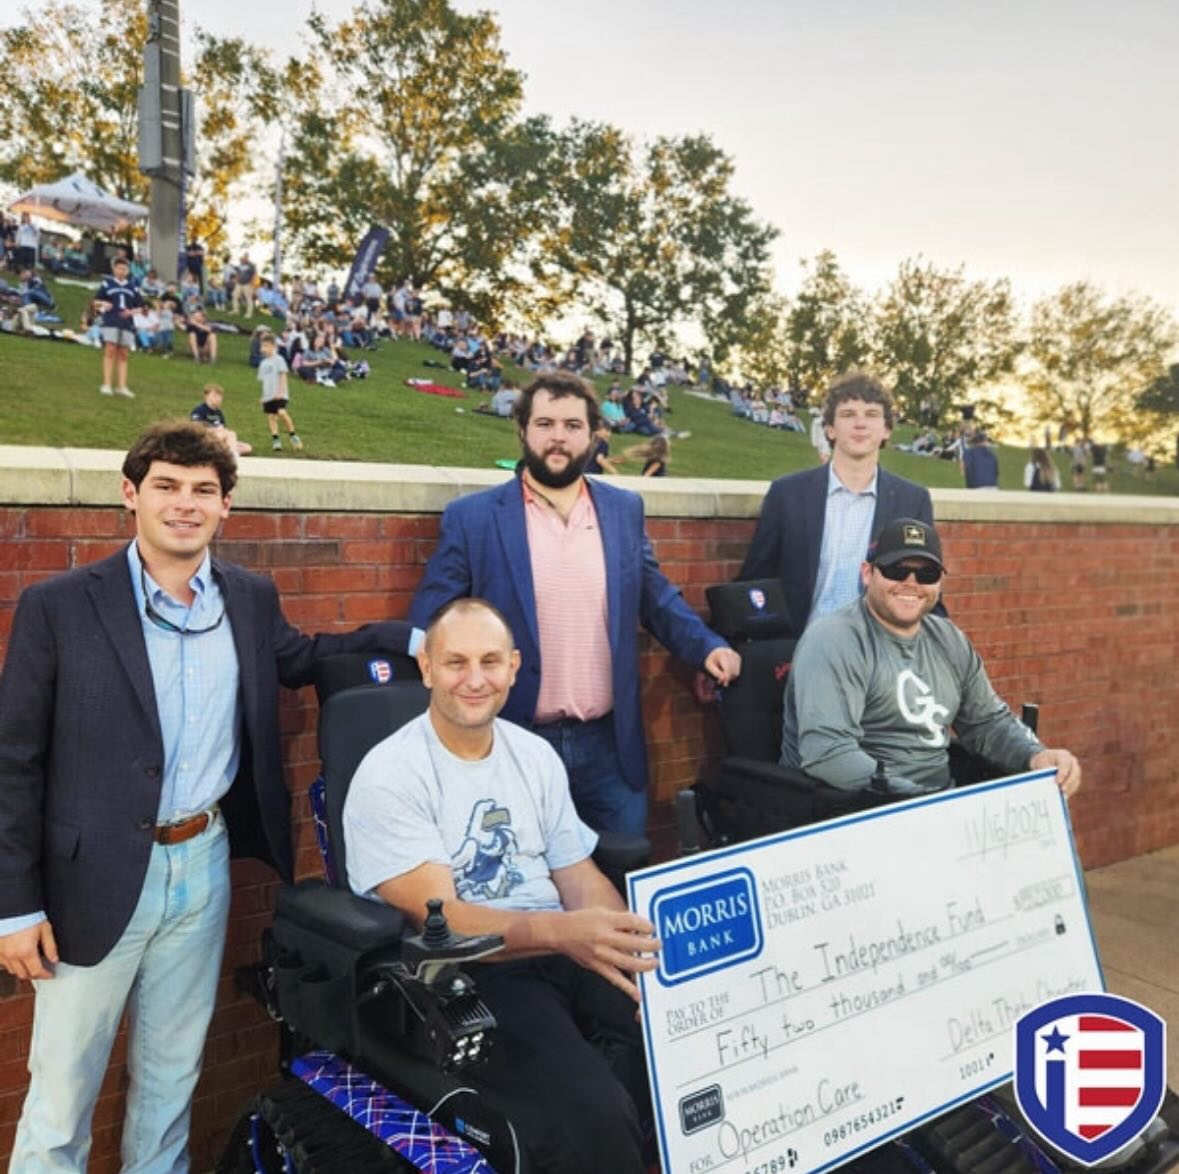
[8,172,148,233]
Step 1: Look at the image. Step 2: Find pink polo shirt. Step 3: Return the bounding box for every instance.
[523,479,613,722]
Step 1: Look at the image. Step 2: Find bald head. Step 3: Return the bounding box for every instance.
[418,599,520,746]
[423,598,515,654]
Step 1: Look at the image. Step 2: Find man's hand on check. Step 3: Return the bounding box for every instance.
[1030,748,1082,798]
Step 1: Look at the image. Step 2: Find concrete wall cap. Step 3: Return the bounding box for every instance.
[1,447,1177,524]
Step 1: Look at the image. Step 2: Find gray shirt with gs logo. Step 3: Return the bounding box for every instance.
[780,600,1043,789]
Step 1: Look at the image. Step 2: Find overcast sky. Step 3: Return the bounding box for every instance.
[10,0,1179,313]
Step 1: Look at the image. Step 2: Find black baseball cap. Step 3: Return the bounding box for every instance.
[867,518,945,570]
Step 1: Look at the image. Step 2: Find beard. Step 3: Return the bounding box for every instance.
[522,440,589,489]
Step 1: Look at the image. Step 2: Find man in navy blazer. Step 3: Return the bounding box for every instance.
[0,421,415,1172]
[409,373,740,836]
[740,372,934,635]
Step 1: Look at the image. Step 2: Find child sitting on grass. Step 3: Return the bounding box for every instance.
[622,435,670,477]
[190,383,253,457]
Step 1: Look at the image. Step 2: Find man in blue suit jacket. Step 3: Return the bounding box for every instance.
[0,421,416,1172]
[740,372,935,635]
[410,373,740,836]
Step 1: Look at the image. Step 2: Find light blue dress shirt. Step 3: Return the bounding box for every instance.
[809,465,878,623]
[128,542,242,821]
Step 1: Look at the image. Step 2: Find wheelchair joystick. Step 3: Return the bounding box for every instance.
[865,760,940,799]
[422,898,453,949]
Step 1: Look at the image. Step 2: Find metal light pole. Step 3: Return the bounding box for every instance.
[273,126,285,289]
[139,0,192,282]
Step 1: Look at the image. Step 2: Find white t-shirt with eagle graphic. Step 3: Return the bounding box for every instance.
[344,713,597,911]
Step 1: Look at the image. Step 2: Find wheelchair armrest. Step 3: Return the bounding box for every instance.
[270,882,502,1068]
[717,756,943,807]
[712,756,825,793]
[592,831,651,896]
[694,756,919,847]
[593,832,651,874]
[276,878,407,953]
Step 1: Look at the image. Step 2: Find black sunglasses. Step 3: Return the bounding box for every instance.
[141,563,226,635]
[875,562,943,585]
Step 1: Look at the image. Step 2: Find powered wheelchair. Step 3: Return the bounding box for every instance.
[217,651,651,1174]
[681,579,1002,850]
[675,580,1179,1174]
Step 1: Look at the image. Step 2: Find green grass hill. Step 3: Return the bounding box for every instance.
[1,274,1174,495]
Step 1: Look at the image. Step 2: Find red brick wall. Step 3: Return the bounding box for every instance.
[0,505,1175,1170]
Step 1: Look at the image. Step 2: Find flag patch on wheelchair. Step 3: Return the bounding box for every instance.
[292,1051,493,1172]
[1013,992,1166,1166]
[651,867,762,986]
[368,658,393,684]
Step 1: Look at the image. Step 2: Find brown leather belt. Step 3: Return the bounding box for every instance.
[154,809,214,845]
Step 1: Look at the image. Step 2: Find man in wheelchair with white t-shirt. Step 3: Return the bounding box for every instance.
[343,597,657,1174]
[781,517,1082,799]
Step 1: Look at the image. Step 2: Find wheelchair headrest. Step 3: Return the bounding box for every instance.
[313,650,422,705]
[706,580,793,642]
[318,679,430,887]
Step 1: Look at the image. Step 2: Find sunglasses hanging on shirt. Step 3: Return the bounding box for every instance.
[140,564,226,635]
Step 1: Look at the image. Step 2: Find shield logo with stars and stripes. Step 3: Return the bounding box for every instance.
[1013,992,1166,1165]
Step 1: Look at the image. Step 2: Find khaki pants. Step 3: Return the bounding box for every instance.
[232,281,255,316]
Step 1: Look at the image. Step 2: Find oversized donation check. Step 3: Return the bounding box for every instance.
[627,769,1103,1174]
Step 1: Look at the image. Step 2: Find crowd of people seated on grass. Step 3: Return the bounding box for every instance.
[0,272,56,333]
[484,328,627,377]
[725,382,808,433]
[75,284,221,365]
[450,328,695,454]
[894,423,967,461]
[589,377,689,441]
[3,233,709,406]
[3,240,707,455]
[248,316,371,387]
[231,269,429,340]
[479,330,699,388]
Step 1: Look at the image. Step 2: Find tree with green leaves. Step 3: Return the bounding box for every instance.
[1134,364,1179,456]
[1023,282,1176,442]
[185,33,283,256]
[0,2,288,260]
[1137,363,1179,416]
[0,0,147,200]
[276,0,550,319]
[724,291,792,388]
[536,120,777,372]
[783,251,871,395]
[872,257,1019,424]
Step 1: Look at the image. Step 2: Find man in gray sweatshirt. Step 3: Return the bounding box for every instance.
[781,518,1081,797]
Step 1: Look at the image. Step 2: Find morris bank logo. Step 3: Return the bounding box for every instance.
[651,868,763,987]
